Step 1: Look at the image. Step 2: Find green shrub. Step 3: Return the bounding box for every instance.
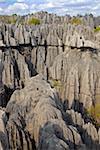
[0,16,17,24]
[70,18,82,25]
[7,18,17,24]
[94,26,100,32]
[28,18,40,25]
[87,104,100,126]
[12,14,17,16]
[52,79,62,89]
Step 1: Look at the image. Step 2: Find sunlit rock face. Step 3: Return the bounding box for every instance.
[49,47,100,110]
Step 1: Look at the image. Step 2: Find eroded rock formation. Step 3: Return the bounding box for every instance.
[0,12,100,150]
[5,75,100,149]
[49,47,100,110]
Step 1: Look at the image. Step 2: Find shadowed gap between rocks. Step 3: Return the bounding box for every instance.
[25,57,38,77]
[6,113,36,150]
[0,44,99,54]
[63,99,99,127]
[62,99,100,149]
[3,85,14,108]
[39,122,83,150]
[71,46,98,53]
[66,115,100,149]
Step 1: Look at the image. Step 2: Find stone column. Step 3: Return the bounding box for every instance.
[0,50,5,107]
[0,50,3,87]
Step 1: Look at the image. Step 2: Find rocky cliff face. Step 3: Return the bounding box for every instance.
[49,47,100,109]
[0,23,100,107]
[0,12,100,150]
[5,75,100,149]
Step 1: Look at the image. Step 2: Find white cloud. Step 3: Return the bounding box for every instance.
[30,4,36,9]
[38,2,54,10]
[5,2,29,15]
[44,0,100,15]
[30,2,55,14]
[46,0,86,5]
[92,4,100,10]
[0,0,100,16]
[0,7,3,12]
[17,0,25,2]
[29,0,88,15]
[30,4,36,13]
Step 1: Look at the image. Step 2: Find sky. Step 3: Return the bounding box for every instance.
[0,0,100,16]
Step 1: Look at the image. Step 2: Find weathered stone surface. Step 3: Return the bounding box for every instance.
[0,12,99,150]
[0,108,9,150]
[0,23,100,49]
[6,75,84,149]
[0,50,7,107]
[0,12,100,28]
[39,119,83,150]
[66,109,84,126]
[49,47,100,110]
[82,123,100,149]
[98,128,100,144]
[1,49,30,89]
[0,40,5,47]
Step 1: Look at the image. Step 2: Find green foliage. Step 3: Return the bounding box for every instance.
[52,79,62,89]
[12,14,17,16]
[70,18,82,25]
[28,18,40,25]
[7,18,17,24]
[94,26,100,32]
[87,104,100,126]
[0,16,17,24]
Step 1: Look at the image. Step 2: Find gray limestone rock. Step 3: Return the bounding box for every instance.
[66,109,84,126]
[6,75,84,149]
[82,123,100,149]
[49,47,100,110]
[0,109,9,150]
[0,12,99,150]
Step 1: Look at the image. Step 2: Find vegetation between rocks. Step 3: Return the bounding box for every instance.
[94,26,100,32]
[87,104,100,127]
[51,79,62,89]
[70,18,82,25]
[28,18,41,25]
